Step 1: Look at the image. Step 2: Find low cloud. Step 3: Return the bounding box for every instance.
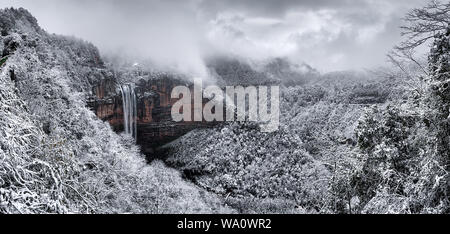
[0,0,427,73]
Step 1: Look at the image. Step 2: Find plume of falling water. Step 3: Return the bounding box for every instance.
[120,84,137,140]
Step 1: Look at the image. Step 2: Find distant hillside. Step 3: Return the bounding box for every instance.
[205,56,319,86]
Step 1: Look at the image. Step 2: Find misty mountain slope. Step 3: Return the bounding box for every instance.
[206,56,319,87]
[207,56,276,86]
[0,8,233,214]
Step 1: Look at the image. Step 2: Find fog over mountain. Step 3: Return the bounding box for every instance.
[0,0,425,73]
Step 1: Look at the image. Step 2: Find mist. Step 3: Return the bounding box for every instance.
[0,0,211,78]
[0,0,427,74]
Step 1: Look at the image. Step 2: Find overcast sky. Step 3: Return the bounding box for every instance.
[0,0,427,74]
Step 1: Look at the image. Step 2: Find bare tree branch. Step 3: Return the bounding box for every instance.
[397,0,450,51]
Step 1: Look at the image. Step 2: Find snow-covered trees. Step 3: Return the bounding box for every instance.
[348,1,450,214]
[165,71,391,213]
[0,7,232,214]
[421,26,450,213]
[428,27,450,168]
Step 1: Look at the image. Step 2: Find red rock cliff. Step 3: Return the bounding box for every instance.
[87,78,214,154]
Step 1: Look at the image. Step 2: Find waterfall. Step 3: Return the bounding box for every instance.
[120,84,137,140]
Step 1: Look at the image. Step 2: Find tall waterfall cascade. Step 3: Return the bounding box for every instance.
[120,84,137,140]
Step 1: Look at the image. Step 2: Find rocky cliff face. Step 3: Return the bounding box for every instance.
[87,77,214,155]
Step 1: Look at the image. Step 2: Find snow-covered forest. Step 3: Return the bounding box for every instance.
[0,1,449,214]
